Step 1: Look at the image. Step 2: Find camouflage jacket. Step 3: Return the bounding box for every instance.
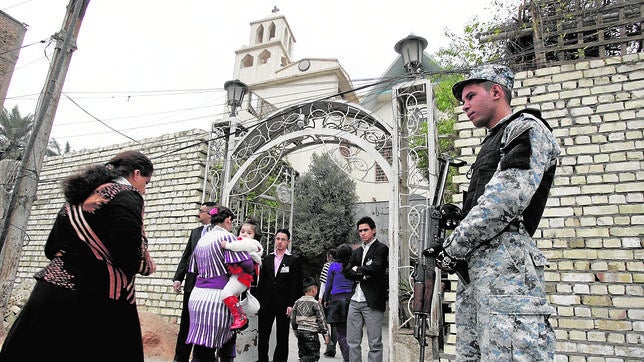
[444,110,560,260]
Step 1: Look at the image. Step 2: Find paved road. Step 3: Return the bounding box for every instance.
[233,317,389,361]
[288,321,389,362]
[144,319,389,361]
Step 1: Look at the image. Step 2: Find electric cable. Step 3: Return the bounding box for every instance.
[0,40,47,57]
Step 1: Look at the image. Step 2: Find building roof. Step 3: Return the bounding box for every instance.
[360,52,441,110]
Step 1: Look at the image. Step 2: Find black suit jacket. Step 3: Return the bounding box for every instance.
[253,253,302,312]
[344,240,389,311]
[173,225,204,294]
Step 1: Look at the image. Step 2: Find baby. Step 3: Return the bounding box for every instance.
[221,217,264,330]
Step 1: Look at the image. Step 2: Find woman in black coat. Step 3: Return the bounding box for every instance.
[0,150,156,362]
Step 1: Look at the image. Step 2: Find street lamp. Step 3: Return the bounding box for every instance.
[224,79,248,116]
[221,80,248,205]
[394,34,428,75]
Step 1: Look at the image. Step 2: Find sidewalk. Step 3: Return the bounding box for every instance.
[288,322,389,361]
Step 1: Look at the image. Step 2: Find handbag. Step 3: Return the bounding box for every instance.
[239,290,260,316]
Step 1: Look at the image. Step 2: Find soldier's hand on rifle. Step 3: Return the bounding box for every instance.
[424,244,458,273]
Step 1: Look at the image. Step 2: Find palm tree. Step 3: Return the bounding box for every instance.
[47,139,62,156]
[0,106,34,160]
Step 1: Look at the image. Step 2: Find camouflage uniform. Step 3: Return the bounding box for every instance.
[444,65,559,361]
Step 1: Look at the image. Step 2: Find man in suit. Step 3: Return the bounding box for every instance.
[171,202,216,362]
[344,216,388,362]
[254,228,302,362]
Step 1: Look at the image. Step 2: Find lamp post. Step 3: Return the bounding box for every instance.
[393,34,440,361]
[221,80,248,205]
[394,34,428,75]
[393,34,429,277]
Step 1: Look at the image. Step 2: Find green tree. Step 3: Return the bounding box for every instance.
[291,152,358,278]
[46,139,72,156]
[0,106,33,160]
[423,3,520,200]
[46,139,63,156]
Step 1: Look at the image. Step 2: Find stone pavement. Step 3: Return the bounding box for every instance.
[287,321,389,362]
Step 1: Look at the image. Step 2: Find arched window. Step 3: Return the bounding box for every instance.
[268,22,276,40]
[241,54,254,68]
[256,25,264,44]
[258,50,271,64]
[280,56,287,67]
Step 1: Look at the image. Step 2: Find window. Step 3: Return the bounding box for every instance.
[241,54,254,68]
[256,25,264,44]
[268,22,276,40]
[259,50,271,64]
[375,145,392,182]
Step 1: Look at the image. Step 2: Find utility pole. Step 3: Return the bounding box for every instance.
[0,0,90,326]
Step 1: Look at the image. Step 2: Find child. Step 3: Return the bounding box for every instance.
[220,217,264,330]
[291,277,329,362]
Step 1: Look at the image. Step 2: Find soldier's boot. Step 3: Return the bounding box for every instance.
[223,295,248,331]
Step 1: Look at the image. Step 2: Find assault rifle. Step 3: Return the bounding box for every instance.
[412,154,466,361]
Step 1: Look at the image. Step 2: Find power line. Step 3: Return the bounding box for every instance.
[63,93,141,144]
[154,75,408,160]
[49,71,425,144]
[1,0,33,12]
[0,39,47,57]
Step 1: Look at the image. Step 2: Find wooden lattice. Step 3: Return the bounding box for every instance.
[480,0,644,70]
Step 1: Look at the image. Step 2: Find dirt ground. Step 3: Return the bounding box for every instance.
[0,311,178,362]
[140,311,179,362]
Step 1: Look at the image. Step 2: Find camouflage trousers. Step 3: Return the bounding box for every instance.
[454,231,555,361]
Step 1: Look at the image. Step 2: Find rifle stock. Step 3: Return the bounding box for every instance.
[412,155,466,361]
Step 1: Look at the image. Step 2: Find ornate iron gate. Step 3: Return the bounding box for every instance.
[203,77,439,359]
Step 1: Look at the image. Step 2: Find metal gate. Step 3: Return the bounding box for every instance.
[202,77,440,360]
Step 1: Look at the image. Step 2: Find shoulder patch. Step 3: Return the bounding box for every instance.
[500,128,531,171]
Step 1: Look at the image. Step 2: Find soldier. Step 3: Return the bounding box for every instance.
[430,64,559,361]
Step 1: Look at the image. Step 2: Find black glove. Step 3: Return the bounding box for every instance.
[423,244,458,273]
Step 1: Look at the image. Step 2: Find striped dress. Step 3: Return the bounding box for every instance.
[186,225,251,348]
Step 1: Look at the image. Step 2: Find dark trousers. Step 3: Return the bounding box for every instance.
[334,323,349,361]
[324,319,337,355]
[190,334,236,362]
[258,306,290,362]
[174,288,193,362]
[296,330,321,362]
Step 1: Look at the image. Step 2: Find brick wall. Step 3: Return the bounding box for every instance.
[9,129,210,325]
[446,53,644,360]
[0,11,26,110]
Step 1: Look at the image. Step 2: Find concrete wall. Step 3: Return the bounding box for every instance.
[444,53,644,360]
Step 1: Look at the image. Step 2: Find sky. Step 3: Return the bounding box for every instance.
[2,0,494,151]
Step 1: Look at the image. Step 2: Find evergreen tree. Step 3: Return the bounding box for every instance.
[291,152,358,278]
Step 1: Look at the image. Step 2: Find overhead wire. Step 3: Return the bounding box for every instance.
[16,29,461,152]
[36,68,452,186]
[1,0,33,11]
[0,39,47,57]
[153,73,416,160]
[54,69,446,151]
[62,94,141,144]
[48,81,350,139]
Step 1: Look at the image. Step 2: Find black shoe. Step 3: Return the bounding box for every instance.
[323,351,335,357]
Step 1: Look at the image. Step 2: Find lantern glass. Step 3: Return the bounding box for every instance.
[224,80,248,109]
[394,35,428,74]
